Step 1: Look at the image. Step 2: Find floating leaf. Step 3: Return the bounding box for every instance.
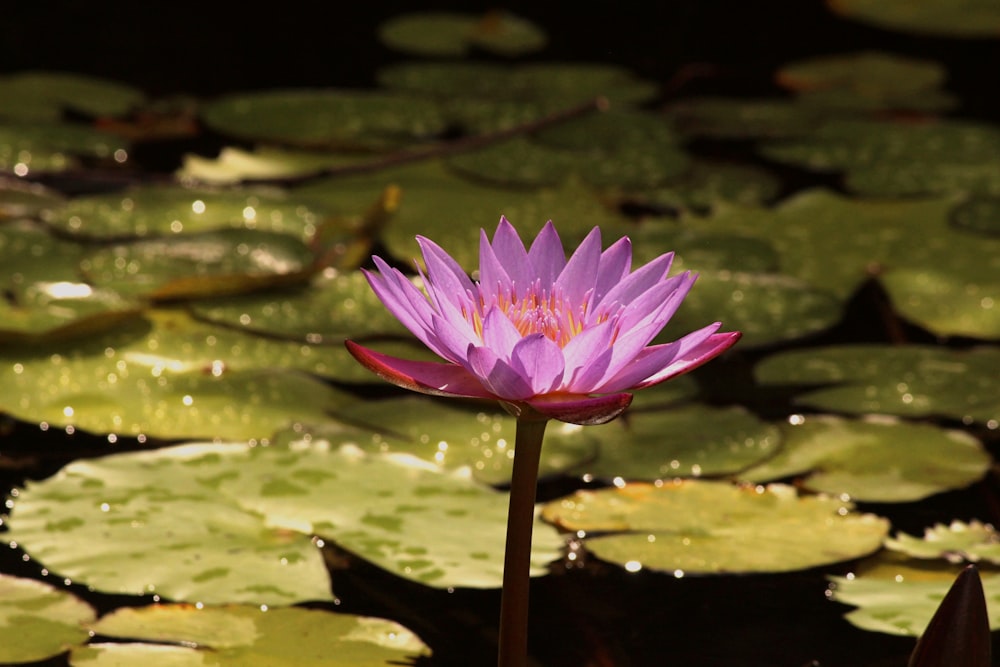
[632,161,782,212]
[0,121,127,175]
[79,228,317,300]
[738,415,991,502]
[201,90,447,149]
[44,184,330,240]
[664,97,821,139]
[542,480,888,574]
[755,344,1000,424]
[829,553,1000,637]
[445,137,576,187]
[886,521,1000,565]
[776,51,955,112]
[177,146,357,185]
[0,178,65,218]
[0,71,144,121]
[827,0,1000,37]
[378,11,546,57]
[77,604,429,666]
[950,197,1000,237]
[0,281,141,343]
[882,266,1000,340]
[341,396,599,485]
[0,574,96,664]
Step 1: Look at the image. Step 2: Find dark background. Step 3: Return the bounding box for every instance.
[2,1,997,119]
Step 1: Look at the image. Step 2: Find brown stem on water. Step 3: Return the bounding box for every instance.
[498,417,548,667]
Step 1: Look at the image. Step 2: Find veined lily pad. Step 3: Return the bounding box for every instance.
[43,184,330,240]
[828,553,1000,636]
[886,521,1000,565]
[0,574,96,664]
[339,396,599,485]
[0,121,127,175]
[378,11,546,57]
[0,71,144,122]
[738,415,991,502]
[754,344,1000,424]
[542,480,888,574]
[76,604,430,666]
[578,404,779,480]
[827,0,1000,37]
[79,228,317,300]
[201,90,447,149]
[7,441,565,596]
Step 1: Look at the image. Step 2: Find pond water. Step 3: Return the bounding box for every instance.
[0,2,998,666]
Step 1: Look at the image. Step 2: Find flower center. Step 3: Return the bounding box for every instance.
[470,281,595,347]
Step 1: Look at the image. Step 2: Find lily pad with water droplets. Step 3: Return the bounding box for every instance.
[664,97,822,140]
[201,90,448,150]
[886,521,1000,565]
[761,119,1000,197]
[0,178,65,218]
[631,161,782,213]
[579,405,780,480]
[738,415,991,502]
[76,604,430,666]
[7,440,565,596]
[0,281,141,343]
[828,553,1000,637]
[177,146,361,185]
[0,574,96,664]
[338,395,599,485]
[79,228,317,300]
[542,480,888,574]
[754,344,1000,424]
[0,310,362,439]
[882,266,1000,340]
[43,184,331,240]
[0,121,127,175]
[378,11,546,57]
[827,0,1000,38]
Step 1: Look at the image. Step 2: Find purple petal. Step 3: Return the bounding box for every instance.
[345,341,495,399]
[597,252,674,310]
[613,272,695,339]
[561,321,616,389]
[555,226,602,305]
[526,392,633,425]
[593,236,632,305]
[417,235,475,311]
[630,331,741,390]
[479,306,523,360]
[467,345,535,400]
[526,221,566,284]
[478,228,512,295]
[489,216,531,284]
[510,333,565,395]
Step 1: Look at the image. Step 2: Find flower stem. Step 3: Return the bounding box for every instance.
[498,417,548,667]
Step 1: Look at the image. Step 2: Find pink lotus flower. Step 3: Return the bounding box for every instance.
[346,217,740,425]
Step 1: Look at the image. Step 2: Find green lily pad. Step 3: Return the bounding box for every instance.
[738,415,991,502]
[664,97,821,139]
[377,62,658,108]
[0,71,144,122]
[542,480,888,574]
[762,119,1000,197]
[0,574,96,664]
[378,11,546,57]
[200,90,447,150]
[7,441,565,596]
[7,442,336,605]
[754,344,1000,424]
[1,226,85,286]
[827,0,1000,37]
[657,269,842,348]
[631,226,780,274]
[295,161,633,270]
[579,405,780,480]
[886,521,1000,564]
[776,51,955,113]
[0,310,362,440]
[445,137,577,188]
[340,395,599,485]
[77,604,429,666]
[632,161,782,212]
[881,266,1000,340]
[828,553,1000,637]
[79,228,317,300]
[0,281,141,343]
[188,271,409,342]
[0,121,128,175]
[0,178,65,218]
[44,184,331,240]
[949,197,1000,237]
